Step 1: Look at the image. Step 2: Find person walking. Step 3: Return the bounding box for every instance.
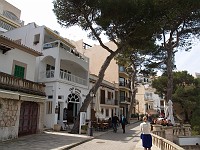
[140,116,152,150]
[120,114,128,133]
[112,113,119,132]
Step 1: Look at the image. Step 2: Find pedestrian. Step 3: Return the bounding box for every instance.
[112,113,119,132]
[140,116,152,150]
[120,114,128,133]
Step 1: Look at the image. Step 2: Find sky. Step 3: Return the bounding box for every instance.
[5,0,200,76]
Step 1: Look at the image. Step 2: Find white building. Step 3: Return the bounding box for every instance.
[2,23,90,129]
[0,35,45,141]
[136,76,162,115]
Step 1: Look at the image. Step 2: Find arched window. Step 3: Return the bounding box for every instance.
[68,93,79,103]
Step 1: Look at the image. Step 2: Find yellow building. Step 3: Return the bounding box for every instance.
[0,0,24,33]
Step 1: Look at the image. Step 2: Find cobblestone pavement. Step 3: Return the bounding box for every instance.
[0,119,159,150]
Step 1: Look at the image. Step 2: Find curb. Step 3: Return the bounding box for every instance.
[63,137,94,150]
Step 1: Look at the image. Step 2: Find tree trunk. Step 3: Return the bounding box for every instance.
[70,48,123,134]
[166,42,174,102]
[127,66,137,123]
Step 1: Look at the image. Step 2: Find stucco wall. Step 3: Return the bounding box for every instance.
[0,48,36,81]
[83,41,119,84]
[0,0,21,18]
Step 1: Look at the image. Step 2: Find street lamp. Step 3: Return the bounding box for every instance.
[89,90,96,136]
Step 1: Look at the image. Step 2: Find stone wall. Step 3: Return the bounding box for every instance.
[0,98,20,141]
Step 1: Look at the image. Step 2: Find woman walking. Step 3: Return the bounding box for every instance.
[140,116,152,150]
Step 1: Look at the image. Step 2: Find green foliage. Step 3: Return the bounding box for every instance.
[153,71,200,128]
[81,124,88,131]
[151,114,159,119]
[53,0,200,134]
[191,104,200,135]
[131,113,139,118]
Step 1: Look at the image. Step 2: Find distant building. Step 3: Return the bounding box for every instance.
[135,75,162,115]
[194,72,200,78]
[73,40,121,117]
[0,0,24,33]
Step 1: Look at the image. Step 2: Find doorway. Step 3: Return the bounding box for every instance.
[18,101,39,136]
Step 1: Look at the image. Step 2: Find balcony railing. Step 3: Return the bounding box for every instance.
[45,70,87,86]
[103,99,118,106]
[43,41,89,62]
[119,82,131,88]
[2,10,24,26]
[120,96,131,103]
[0,72,45,96]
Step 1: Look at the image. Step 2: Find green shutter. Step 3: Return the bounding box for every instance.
[14,65,25,78]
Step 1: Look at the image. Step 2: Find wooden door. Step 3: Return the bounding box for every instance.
[18,101,38,136]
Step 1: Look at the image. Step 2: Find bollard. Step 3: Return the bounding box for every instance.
[89,127,93,136]
[88,120,93,136]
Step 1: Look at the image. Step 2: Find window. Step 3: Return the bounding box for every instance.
[119,77,125,86]
[107,91,112,100]
[46,101,52,114]
[119,66,125,72]
[33,34,40,44]
[58,95,63,99]
[46,64,55,78]
[106,109,109,117]
[14,65,25,78]
[48,95,53,99]
[120,91,125,102]
[100,90,105,104]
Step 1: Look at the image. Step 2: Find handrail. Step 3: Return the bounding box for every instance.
[152,133,185,150]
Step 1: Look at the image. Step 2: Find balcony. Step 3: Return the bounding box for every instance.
[46,70,87,86]
[119,66,128,77]
[0,72,45,96]
[119,82,131,89]
[120,96,131,103]
[43,41,89,62]
[105,99,118,105]
[1,10,24,26]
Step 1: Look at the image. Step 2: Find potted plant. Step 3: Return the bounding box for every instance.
[81,124,88,134]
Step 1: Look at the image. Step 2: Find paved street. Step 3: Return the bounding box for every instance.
[0,120,159,150]
[70,122,141,150]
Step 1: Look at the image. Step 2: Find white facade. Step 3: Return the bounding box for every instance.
[2,23,90,129]
[0,35,45,141]
[0,47,36,81]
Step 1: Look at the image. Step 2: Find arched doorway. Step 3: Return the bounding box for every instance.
[18,101,39,136]
[67,93,80,124]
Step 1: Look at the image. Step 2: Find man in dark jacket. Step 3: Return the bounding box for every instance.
[120,114,128,133]
[112,113,119,132]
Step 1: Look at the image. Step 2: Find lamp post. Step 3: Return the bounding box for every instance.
[88,91,95,136]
